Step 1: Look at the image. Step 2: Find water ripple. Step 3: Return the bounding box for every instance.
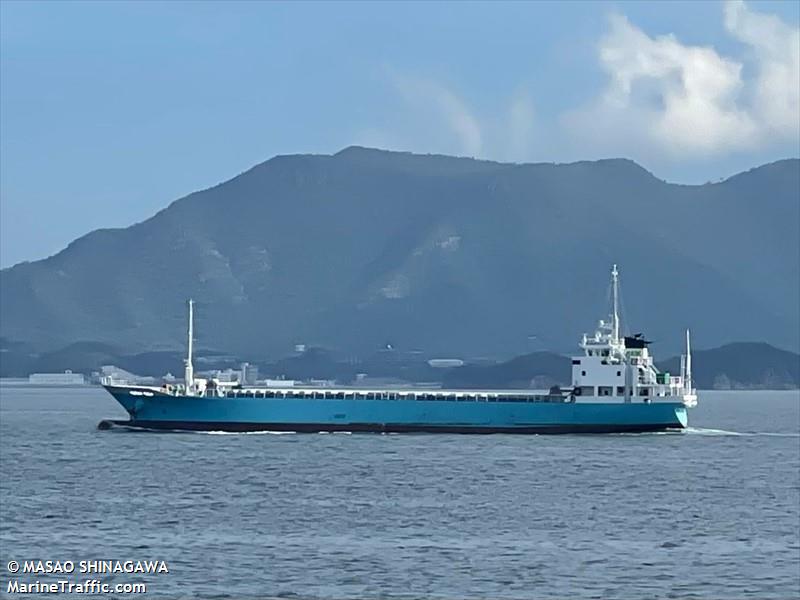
[1,387,798,600]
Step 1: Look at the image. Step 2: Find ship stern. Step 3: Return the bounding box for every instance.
[673,405,689,429]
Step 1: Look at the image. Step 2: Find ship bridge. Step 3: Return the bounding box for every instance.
[571,265,696,406]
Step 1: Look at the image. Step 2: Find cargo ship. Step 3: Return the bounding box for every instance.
[99,266,697,433]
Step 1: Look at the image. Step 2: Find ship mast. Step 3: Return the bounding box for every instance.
[611,264,620,344]
[184,299,194,393]
[685,328,692,390]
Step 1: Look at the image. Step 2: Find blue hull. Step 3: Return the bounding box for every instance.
[102,386,688,434]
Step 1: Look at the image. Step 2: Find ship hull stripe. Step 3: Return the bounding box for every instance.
[99,419,683,434]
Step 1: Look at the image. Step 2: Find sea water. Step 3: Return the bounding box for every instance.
[1,387,798,599]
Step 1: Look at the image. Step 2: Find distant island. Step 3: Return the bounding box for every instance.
[1,338,797,390]
[442,342,800,391]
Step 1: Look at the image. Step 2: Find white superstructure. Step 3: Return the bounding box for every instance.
[570,265,697,406]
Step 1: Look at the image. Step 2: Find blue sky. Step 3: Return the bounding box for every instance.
[1,0,798,268]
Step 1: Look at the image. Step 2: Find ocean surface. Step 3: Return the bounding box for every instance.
[0,387,798,599]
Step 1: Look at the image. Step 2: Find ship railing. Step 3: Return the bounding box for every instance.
[219,389,570,404]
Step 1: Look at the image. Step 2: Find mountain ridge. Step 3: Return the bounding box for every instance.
[4,151,794,271]
[1,337,796,391]
[1,148,797,360]
[443,342,800,390]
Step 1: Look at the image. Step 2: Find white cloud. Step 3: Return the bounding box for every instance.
[357,72,540,162]
[359,1,796,167]
[389,72,483,157]
[565,0,799,157]
[724,0,800,137]
[505,93,536,162]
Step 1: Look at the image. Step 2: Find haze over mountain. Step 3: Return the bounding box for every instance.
[0,148,797,361]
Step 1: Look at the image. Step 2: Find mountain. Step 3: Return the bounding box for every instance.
[442,352,569,389]
[5,336,795,390]
[1,148,798,360]
[436,343,800,390]
[0,336,238,379]
[658,342,800,390]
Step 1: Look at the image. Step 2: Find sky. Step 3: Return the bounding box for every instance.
[1,0,798,268]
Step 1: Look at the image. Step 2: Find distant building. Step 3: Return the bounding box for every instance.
[0,378,33,386]
[262,378,296,388]
[306,379,337,388]
[427,359,465,368]
[99,365,156,385]
[215,368,241,383]
[241,362,258,385]
[28,370,85,385]
[350,376,428,389]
